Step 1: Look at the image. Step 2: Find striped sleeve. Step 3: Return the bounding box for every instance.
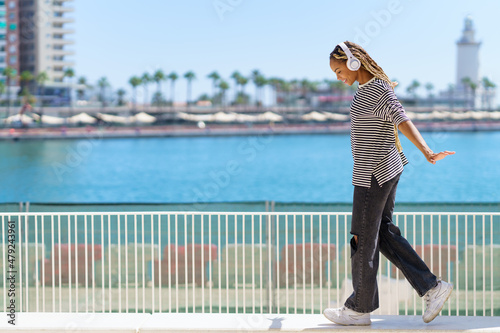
[372,88,410,126]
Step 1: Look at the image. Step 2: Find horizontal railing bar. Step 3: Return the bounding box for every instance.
[1,211,499,216]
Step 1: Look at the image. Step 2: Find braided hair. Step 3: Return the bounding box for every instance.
[330,41,397,88]
[330,41,403,152]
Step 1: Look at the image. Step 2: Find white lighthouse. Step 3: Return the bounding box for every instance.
[456,16,481,108]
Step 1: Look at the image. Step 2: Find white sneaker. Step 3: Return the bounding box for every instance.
[423,279,453,323]
[323,306,371,326]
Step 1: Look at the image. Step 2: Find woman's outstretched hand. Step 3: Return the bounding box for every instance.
[426,151,455,164]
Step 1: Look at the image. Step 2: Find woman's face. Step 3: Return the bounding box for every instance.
[329,58,357,86]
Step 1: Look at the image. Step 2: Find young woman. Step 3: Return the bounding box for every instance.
[323,41,455,326]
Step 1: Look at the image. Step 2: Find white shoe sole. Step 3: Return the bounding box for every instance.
[323,311,371,326]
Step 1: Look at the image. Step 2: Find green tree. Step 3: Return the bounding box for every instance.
[116,88,126,106]
[184,71,196,107]
[76,76,87,100]
[20,70,34,91]
[406,80,421,99]
[97,77,110,110]
[251,70,267,108]
[237,76,249,105]
[64,68,75,109]
[36,71,49,121]
[167,72,178,106]
[207,71,220,105]
[3,67,17,118]
[482,77,496,110]
[425,82,434,97]
[20,71,35,106]
[0,81,5,106]
[267,77,282,106]
[153,69,166,109]
[461,77,477,109]
[128,76,142,110]
[231,71,242,104]
[219,80,230,109]
[141,72,152,108]
[153,69,165,96]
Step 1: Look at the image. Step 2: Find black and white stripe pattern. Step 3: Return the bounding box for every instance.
[350,78,410,187]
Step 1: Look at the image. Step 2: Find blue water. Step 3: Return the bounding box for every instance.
[0,131,499,203]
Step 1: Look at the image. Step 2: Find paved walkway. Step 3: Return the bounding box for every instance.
[0,313,499,332]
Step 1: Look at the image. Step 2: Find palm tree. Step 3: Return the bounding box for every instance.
[129,76,142,111]
[116,88,126,106]
[237,75,249,105]
[20,71,35,107]
[64,68,75,110]
[3,67,17,118]
[267,77,282,106]
[97,77,110,110]
[425,82,434,107]
[231,71,242,104]
[461,77,477,109]
[36,71,48,121]
[141,72,151,109]
[184,71,196,107]
[20,70,34,92]
[167,72,178,106]
[253,74,267,108]
[406,80,421,99]
[207,71,220,105]
[0,81,5,107]
[425,83,434,97]
[153,69,165,92]
[219,80,230,110]
[482,77,496,110]
[76,76,87,100]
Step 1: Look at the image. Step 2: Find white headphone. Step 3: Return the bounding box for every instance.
[338,42,361,71]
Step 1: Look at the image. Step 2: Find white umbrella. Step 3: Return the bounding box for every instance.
[130,112,156,124]
[323,112,349,121]
[489,111,500,120]
[97,113,129,124]
[212,112,237,122]
[302,111,328,121]
[231,112,260,122]
[257,111,283,122]
[177,112,215,122]
[31,114,66,125]
[2,114,34,124]
[67,112,97,124]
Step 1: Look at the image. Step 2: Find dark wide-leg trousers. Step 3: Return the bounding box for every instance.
[344,172,438,313]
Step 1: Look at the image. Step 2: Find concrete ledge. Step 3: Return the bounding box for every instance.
[0,313,499,332]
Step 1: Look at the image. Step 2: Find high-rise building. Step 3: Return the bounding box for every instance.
[0,0,21,85]
[19,0,74,93]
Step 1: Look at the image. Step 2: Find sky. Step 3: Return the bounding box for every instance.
[73,0,499,105]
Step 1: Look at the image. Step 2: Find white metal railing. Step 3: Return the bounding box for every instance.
[0,212,498,316]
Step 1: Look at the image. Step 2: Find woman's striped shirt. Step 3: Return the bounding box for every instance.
[350,78,410,188]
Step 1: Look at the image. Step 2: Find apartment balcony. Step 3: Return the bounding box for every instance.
[52,38,75,45]
[52,49,75,56]
[52,6,75,13]
[52,17,75,24]
[51,60,75,68]
[52,28,76,35]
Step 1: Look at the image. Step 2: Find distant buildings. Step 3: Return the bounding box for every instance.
[0,0,75,106]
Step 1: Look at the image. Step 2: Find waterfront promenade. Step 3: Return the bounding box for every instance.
[0,312,499,332]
